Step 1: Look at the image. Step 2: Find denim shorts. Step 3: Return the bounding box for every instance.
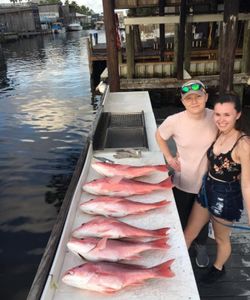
[197,175,243,222]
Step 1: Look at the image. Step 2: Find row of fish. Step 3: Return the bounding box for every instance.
[62,161,175,294]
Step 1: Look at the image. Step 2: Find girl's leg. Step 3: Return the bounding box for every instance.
[184,201,210,249]
[211,216,233,270]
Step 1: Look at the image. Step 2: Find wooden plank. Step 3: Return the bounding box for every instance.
[242,20,250,73]
[159,0,166,61]
[198,282,250,297]
[102,0,120,91]
[120,73,250,90]
[126,25,135,78]
[177,0,186,79]
[26,140,90,300]
[184,22,192,72]
[124,13,250,26]
[219,0,239,94]
[115,0,159,9]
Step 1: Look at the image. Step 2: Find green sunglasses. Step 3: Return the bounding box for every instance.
[181,83,205,94]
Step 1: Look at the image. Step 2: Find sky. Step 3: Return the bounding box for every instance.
[77,0,103,14]
[0,0,103,13]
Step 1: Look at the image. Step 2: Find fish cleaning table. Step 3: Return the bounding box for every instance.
[40,90,200,300]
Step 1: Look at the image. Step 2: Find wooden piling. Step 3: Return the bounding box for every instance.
[177,0,187,80]
[102,0,120,92]
[159,0,165,62]
[184,22,192,73]
[242,20,250,74]
[126,25,135,78]
[219,0,239,95]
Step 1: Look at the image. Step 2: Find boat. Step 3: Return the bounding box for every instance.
[51,22,65,34]
[67,23,82,32]
[27,87,200,300]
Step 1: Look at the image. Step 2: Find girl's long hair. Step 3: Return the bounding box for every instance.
[214,93,250,136]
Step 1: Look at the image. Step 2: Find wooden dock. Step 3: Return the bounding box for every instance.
[191,211,250,299]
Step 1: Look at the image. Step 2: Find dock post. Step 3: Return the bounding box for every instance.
[102,0,120,91]
[242,20,250,74]
[89,34,93,51]
[177,0,187,80]
[219,0,239,95]
[184,22,192,73]
[93,32,98,45]
[126,25,135,78]
[159,0,165,62]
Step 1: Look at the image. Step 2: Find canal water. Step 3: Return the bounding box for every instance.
[0,30,105,300]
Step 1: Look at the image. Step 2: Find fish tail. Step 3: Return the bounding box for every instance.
[159,177,174,189]
[153,259,175,278]
[150,238,170,249]
[155,165,169,172]
[153,227,170,237]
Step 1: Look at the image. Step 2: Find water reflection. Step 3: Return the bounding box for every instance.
[0,30,105,299]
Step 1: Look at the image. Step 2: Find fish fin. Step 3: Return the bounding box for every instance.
[159,177,174,189]
[102,288,119,294]
[153,259,175,278]
[130,281,145,287]
[124,254,141,261]
[150,238,170,249]
[155,165,169,172]
[96,237,108,250]
[109,176,123,184]
[153,227,170,237]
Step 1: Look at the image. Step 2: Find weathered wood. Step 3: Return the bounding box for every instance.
[242,20,250,74]
[124,13,250,26]
[119,73,250,90]
[173,24,179,76]
[177,0,186,79]
[102,0,120,91]
[159,0,165,61]
[219,0,239,95]
[184,22,192,72]
[26,140,90,300]
[126,25,135,78]
[119,59,243,78]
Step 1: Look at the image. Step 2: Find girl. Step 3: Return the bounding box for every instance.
[184,93,250,283]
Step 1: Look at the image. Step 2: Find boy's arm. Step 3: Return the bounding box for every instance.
[155,129,181,171]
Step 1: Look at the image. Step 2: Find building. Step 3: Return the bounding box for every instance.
[0,4,41,33]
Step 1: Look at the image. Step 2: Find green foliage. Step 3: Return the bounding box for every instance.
[37,0,96,15]
[39,0,62,4]
[69,1,94,15]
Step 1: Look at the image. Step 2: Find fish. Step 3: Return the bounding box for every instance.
[80,197,170,217]
[91,161,168,178]
[82,176,173,197]
[67,237,170,262]
[62,259,175,294]
[72,216,169,240]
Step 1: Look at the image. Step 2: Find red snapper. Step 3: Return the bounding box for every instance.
[91,161,168,178]
[80,196,170,217]
[62,260,175,294]
[67,236,169,262]
[82,176,173,197]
